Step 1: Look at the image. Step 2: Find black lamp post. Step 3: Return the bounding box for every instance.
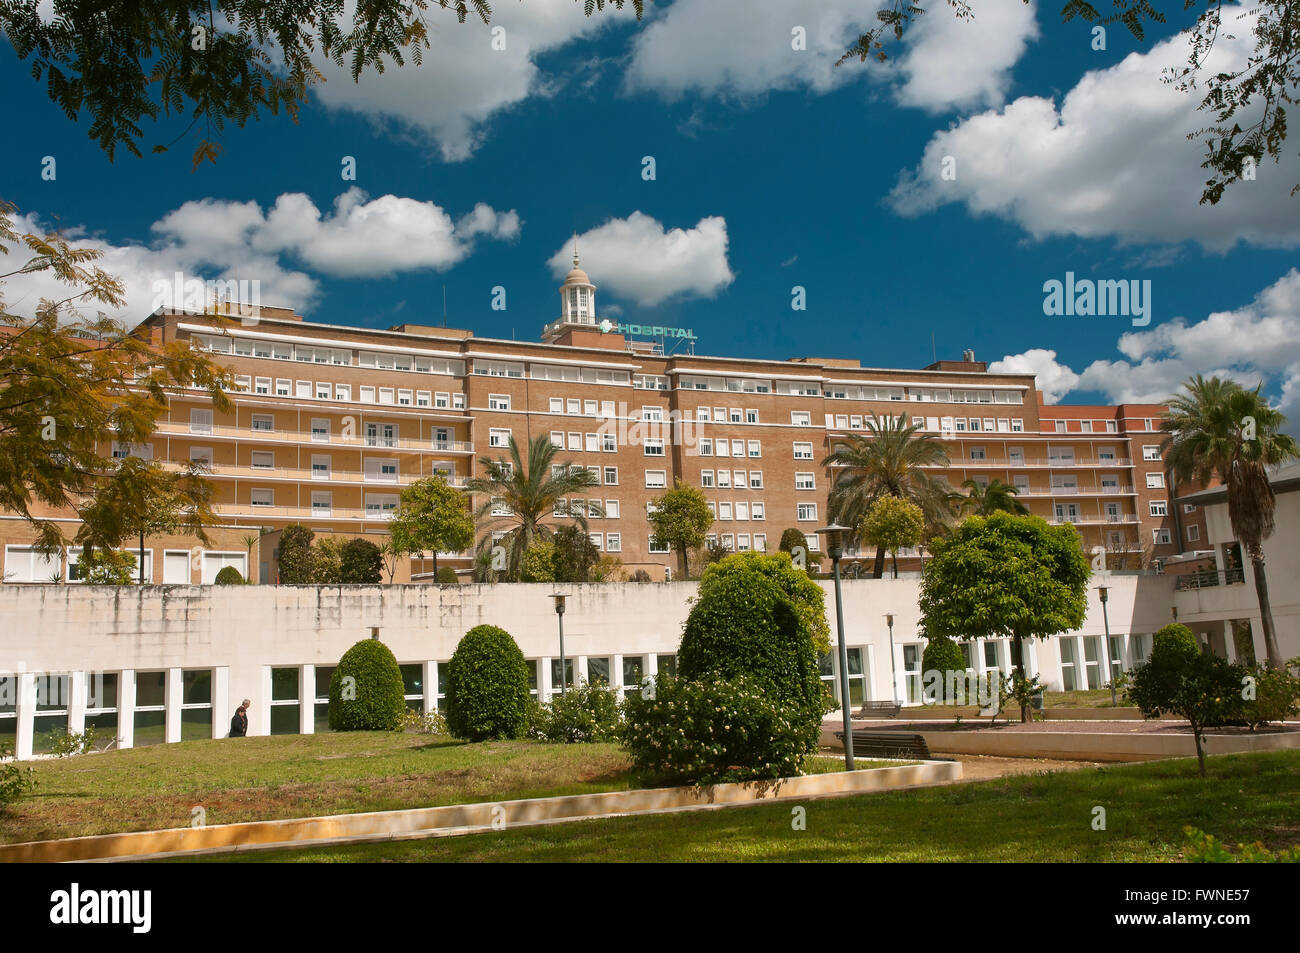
[817,524,854,771]
[550,593,568,696]
[885,613,899,705]
[1097,585,1115,706]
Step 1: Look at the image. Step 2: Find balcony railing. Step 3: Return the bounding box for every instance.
[159,460,468,487]
[1175,568,1247,590]
[153,420,472,453]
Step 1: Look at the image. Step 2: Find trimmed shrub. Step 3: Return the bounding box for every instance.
[277,524,316,584]
[444,625,530,741]
[435,566,459,585]
[621,674,817,784]
[696,551,831,654]
[629,569,653,583]
[679,568,824,726]
[214,565,245,585]
[519,541,556,583]
[339,537,383,584]
[527,680,621,743]
[328,639,406,731]
[921,635,969,703]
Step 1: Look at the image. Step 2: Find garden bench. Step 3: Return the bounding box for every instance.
[857,700,902,718]
[834,729,933,760]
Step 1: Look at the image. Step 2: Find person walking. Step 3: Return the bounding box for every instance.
[230,699,250,738]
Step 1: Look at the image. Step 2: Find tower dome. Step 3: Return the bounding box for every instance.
[556,239,596,328]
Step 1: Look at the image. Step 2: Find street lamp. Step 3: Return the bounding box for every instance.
[550,593,568,696]
[1097,585,1115,707]
[817,524,854,771]
[885,613,899,706]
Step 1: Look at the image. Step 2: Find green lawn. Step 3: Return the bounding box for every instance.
[907,689,1136,717]
[3,732,883,845]
[4,733,639,844]
[192,750,1300,863]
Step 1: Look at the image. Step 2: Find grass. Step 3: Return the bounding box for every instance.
[906,689,1136,717]
[190,750,1300,863]
[3,733,637,844]
[2,732,890,844]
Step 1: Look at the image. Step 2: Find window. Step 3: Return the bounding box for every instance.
[397,389,413,406]
[791,411,811,426]
[797,503,817,521]
[718,503,733,520]
[254,377,271,395]
[1152,528,1172,545]
[250,488,273,507]
[489,428,511,448]
[1186,524,1200,542]
[378,387,395,405]
[699,438,713,456]
[752,502,765,520]
[793,442,813,460]
[601,400,615,418]
[1011,418,1024,432]
[311,491,332,515]
[1146,472,1165,489]
[1054,420,1066,433]
[189,446,213,469]
[251,413,274,432]
[700,470,715,488]
[716,440,730,458]
[602,433,617,452]
[1142,445,1162,461]
[644,438,665,456]
[568,399,581,415]
[606,533,621,553]
[133,671,166,747]
[746,409,758,424]
[589,533,604,551]
[250,451,274,470]
[603,467,618,485]
[605,500,620,519]
[314,382,329,400]
[360,386,376,403]
[276,379,291,396]
[1149,500,1168,517]
[795,472,815,490]
[645,470,667,489]
[648,536,670,554]
[336,384,352,402]
[270,667,300,735]
[415,390,430,407]
[489,394,511,411]
[642,406,664,422]
[311,418,330,442]
[453,394,465,410]
[1059,640,1078,692]
[550,430,564,449]
[749,471,763,489]
[296,380,311,399]
[728,439,743,457]
[735,502,749,521]
[754,533,767,551]
[747,440,761,458]
[717,470,731,488]
[567,432,582,451]
[585,433,600,453]
[365,493,400,517]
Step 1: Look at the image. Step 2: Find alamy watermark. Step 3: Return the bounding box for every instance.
[1042,272,1151,327]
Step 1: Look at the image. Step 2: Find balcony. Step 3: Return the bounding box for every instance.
[213,504,400,521]
[160,460,468,488]
[1174,568,1247,590]
[154,420,473,453]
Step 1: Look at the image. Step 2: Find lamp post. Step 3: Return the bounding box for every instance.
[1097,585,1115,707]
[550,593,568,696]
[817,524,854,771]
[885,613,899,706]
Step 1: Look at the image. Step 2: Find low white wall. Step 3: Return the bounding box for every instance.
[0,573,1173,758]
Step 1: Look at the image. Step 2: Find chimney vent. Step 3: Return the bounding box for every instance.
[962,348,975,362]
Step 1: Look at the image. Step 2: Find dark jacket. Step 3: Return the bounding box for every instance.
[230,708,248,737]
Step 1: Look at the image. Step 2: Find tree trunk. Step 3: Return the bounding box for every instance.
[1248,544,1283,669]
[139,532,145,585]
[432,551,439,582]
[1193,723,1206,777]
[677,545,689,581]
[1013,632,1029,723]
[891,551,898,579]
[872,545,886,579]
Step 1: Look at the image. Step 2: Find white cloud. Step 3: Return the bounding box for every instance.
[549,212,734,307]
[313,2,636,162]
[2,189,518,321]
[623,0,1037,112]
[890,11,1300,249]
[991,270,1300,428]
[987,348,1079,402]
[893,0,1038,113]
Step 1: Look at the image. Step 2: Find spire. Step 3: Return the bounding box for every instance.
[572,233,580,269]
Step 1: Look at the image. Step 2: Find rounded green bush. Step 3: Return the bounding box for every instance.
[921,636,967,682]
[1151,623,1200,666]
[528,681,621,743]
[435,566,459,584]
[213,565,245,585]
[444,624,530,741]
[328,639,406,731]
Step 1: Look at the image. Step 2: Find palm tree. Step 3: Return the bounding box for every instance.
[821,413,957,577]
[464,434,601,582]
[1162,376,1299,669]
[961,477,1029,516]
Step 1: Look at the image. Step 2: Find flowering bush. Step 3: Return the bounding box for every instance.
[620,673,820,785]
[526,680,621,743]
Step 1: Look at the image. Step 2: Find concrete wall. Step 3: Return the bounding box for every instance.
[1173,489,1300,663]
[0,573,1174,759]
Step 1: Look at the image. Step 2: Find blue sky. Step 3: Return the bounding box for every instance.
[3,1,1299,417]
